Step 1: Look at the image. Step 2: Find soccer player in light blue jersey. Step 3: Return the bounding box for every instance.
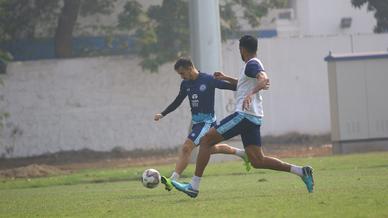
[172,35,314,198]
[154,58,251,192]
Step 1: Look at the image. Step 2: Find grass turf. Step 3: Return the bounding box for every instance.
[1,152,387,217]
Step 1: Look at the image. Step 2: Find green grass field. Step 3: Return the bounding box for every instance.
[1,152,388,218]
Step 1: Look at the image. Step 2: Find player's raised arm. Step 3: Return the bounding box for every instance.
[213,71,238,85]
[213,71,238,90]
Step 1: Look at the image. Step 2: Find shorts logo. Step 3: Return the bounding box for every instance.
[199,84,207,92]
[191,133,196,137]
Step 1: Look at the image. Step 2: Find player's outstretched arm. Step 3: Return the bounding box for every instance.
[154,113,163,121]
[155,91,186,121]
[213,71,238,86]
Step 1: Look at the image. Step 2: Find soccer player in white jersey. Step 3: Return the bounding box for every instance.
[154,58,251,192]
[172,35,314,198]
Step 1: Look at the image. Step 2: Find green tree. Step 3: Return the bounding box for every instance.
[351,0,388,33]
[118,0,287,72]
[0,0,286,71]
[0,0,117,57]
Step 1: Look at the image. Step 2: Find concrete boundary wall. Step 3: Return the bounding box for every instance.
[0,56,190,157]
[222,33,388,136]
[1,33,388,157]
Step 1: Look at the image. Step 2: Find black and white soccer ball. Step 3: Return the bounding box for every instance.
[141,168,161,189]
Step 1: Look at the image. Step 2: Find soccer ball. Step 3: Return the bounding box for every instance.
[141,168,161,189]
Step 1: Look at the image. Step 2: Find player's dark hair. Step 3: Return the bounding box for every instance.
[174,58,194,70]
[239,35,257,54]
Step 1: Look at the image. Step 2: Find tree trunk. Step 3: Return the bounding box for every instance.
[54,0,81,58]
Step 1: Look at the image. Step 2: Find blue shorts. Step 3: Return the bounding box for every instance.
[188,122,216,146]
[216,112,262,147]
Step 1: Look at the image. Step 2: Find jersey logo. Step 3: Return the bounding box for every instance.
[191,94,199,107]
[199,84,207,92]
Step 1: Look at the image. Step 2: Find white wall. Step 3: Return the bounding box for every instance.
[1,33,388,157]
[0,56,190,157]
[222,33,388,136]
[294,0,376,35]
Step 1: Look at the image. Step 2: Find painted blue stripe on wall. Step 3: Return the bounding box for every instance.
[0,36,136,61]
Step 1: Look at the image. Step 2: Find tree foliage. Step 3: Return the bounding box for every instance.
[0,0,117,57]
[351,0,388,33]
[0,0,286,71]
[118,0,190,72]
[0,0,60,41]
[118,0,287,72]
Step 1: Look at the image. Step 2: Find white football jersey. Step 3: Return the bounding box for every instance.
[235,57,265,117]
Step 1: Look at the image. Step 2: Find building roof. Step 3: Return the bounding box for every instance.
[325,51,388,62]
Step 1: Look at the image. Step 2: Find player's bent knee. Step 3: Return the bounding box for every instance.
[200,128,222,146]
[199,134,213,147]
[250,156,265,169]
[251,160,264,169]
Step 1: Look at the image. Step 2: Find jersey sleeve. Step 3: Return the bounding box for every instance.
[244,60,265,78]
[161,83,187,116]
[213,78,236,91]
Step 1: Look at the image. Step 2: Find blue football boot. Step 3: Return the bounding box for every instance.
[171,180,199,198]
[301,166,314,193]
